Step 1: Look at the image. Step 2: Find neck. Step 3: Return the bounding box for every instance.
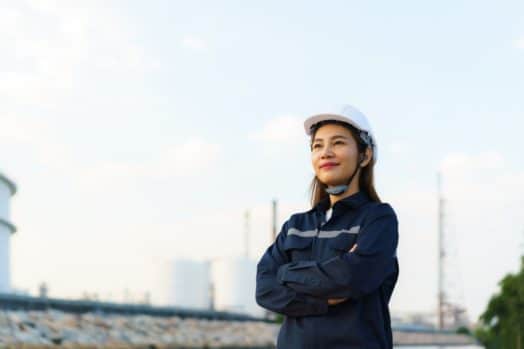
[329,181,360,207]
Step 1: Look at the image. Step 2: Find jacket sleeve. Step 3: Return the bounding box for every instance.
[276,203,399,300]
[255,220,329,317]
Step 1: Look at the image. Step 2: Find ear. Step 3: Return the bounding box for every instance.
[360,147,373,167]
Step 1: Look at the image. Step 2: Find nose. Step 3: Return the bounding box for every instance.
[320,144,334,158]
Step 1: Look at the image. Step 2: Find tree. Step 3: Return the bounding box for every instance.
[456,326,471,335]
[475,256,524,349]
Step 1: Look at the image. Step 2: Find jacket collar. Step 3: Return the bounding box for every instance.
[313,190,370,215]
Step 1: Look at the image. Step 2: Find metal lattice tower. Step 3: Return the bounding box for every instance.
[437,172,470,330]
[437,172,445,330]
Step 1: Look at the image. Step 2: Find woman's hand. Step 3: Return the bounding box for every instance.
[328,298,347,305]
[327,243,358,305]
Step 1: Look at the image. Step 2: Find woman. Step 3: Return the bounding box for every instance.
[255,105,399,349]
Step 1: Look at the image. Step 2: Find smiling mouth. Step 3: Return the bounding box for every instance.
[320,164,339,170]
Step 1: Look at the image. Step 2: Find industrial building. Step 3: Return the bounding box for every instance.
[0,172,17,293]
[164,257,263,317]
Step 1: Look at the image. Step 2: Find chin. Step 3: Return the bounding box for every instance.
[318,175,346,187]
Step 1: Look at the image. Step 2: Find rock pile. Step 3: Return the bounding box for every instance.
[0,309,279,348]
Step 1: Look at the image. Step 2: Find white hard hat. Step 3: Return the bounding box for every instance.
[304,104,378,163]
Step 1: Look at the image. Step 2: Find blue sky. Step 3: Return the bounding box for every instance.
[1,0,523,322]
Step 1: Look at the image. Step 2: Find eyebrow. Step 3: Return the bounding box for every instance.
[312,135,350,143]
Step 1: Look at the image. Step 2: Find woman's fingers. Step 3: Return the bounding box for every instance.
[349,243,358,252]
[328,298,348,305]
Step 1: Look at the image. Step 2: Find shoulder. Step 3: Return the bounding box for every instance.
[289,208,317,223]
[281,210,317,237]
[362,202,398,224]
[288,209,312,221]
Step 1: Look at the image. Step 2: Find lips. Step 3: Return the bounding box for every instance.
[320,162,339,169]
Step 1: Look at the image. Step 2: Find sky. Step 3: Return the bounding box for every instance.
[1,0,523,323]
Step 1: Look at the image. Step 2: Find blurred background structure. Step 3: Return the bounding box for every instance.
[0,172,17,293]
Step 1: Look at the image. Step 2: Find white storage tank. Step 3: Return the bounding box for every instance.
[166,259,211,309]
[0,172,17,293]
[211,256,263,317]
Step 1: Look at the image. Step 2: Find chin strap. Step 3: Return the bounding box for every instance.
[325,154,364,196]
[325,185,348,195]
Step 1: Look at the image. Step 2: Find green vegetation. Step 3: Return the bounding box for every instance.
[475,256,524,349]
[275,313,284,324]
[456,325,471,335]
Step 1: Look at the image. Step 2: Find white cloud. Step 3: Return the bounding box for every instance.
[151,138,222,178]
[181,35,208,51]
[0,115,41,144]
[250,115,305,145]
[440,150,504,174]
[73,138,222,193]
[514,37,524,49]
[0,114,76,169]
[439,151,516,204]
[0,1,155,103]
[387,141,410,156]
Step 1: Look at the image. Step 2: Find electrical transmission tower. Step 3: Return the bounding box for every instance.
[437,172,470,330]
[437,172,445,330]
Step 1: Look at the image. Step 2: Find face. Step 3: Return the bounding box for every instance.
[310,123,361,187]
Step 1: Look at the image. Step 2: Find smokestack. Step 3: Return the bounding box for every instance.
[244,210,250,259]
[271,199,277,242]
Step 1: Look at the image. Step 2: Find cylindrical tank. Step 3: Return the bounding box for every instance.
[211,256,264,317]
[0,172,17,293]
[166,259,211,309]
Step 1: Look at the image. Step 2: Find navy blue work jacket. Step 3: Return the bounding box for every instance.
[255,191,399,349]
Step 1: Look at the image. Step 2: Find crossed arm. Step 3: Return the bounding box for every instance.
[255,220,329,317]
[255,204,398,316]
[275,206,398,301]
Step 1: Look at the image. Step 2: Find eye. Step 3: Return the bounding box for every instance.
[334,140,345,145]
[311,143,322,150]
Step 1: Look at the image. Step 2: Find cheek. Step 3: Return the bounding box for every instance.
[311,153,320,172]
[337,148,358,166]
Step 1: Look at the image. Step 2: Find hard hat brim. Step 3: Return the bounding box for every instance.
[304,113,364,136]
[303,110,378,164]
